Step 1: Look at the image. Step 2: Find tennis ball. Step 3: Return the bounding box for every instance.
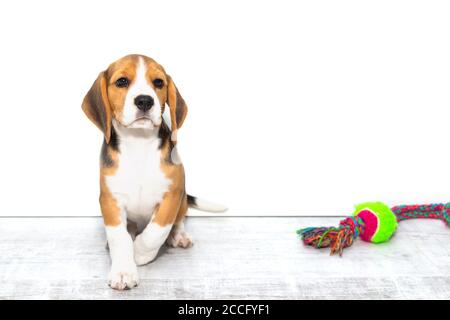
[353,202,398,243]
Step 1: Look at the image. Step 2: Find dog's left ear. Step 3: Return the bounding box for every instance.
[81,71,112,144]
[166,75,188,142]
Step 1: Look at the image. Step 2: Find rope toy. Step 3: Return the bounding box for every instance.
[297,202,450,256]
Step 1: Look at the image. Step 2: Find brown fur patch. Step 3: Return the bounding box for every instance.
[166,75,188,133]
[82,72,112,143]
[151,141,187,226]
[99,147,121,226]
[106,55,139,124]
[175,195,188,225]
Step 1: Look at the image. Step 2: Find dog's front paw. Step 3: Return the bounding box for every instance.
[108,264,139,290]
[167,230,193,248]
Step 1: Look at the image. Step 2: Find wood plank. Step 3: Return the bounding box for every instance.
[0,217,448,299]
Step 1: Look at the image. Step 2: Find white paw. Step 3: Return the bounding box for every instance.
[166,231,193,248]
[108,265,139,290]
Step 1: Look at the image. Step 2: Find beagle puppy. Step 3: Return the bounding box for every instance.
[82,54,226,290]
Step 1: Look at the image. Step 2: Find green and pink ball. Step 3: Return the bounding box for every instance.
[353,202,398,243]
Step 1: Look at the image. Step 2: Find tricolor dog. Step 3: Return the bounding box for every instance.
[82,54,226,290]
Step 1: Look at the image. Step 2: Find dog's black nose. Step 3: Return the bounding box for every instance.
[134,95,154,112]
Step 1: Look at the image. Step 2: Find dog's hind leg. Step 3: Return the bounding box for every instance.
[166,195,193,248]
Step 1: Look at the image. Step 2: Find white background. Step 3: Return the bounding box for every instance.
[0,1,449,216]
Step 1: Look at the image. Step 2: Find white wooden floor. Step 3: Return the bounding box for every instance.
[0,217,448,299]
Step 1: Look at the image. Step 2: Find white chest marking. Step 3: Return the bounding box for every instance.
[106,122,171,227]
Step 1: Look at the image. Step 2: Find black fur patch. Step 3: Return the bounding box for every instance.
[109,126,119,151]
[100,127,119,167]
[158,121,175,164]
[187,195,197,206]
[158,120,171,148]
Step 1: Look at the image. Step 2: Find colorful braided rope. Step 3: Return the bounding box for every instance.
[297,216,365,256]
[391,203,450,226]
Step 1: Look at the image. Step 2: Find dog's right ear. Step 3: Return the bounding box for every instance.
[82,71,112,143]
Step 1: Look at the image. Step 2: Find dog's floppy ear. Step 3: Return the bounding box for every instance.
[166,75,188,142]
[82,71,112,143]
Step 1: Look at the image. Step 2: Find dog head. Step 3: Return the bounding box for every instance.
[82,54,188,143]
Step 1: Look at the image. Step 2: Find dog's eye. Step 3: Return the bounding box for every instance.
[153,78,164,89]
[115,77,129,88]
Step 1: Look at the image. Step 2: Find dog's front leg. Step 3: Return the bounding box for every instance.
[101,193,139,290]
[105,223,139,289]
[133,190,182,266]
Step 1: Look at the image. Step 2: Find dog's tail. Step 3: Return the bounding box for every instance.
[187,194,228,213]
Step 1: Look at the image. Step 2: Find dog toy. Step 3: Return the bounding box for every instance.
[297,201,450,256]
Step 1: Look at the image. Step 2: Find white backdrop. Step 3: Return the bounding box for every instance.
[0,1,449,216]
